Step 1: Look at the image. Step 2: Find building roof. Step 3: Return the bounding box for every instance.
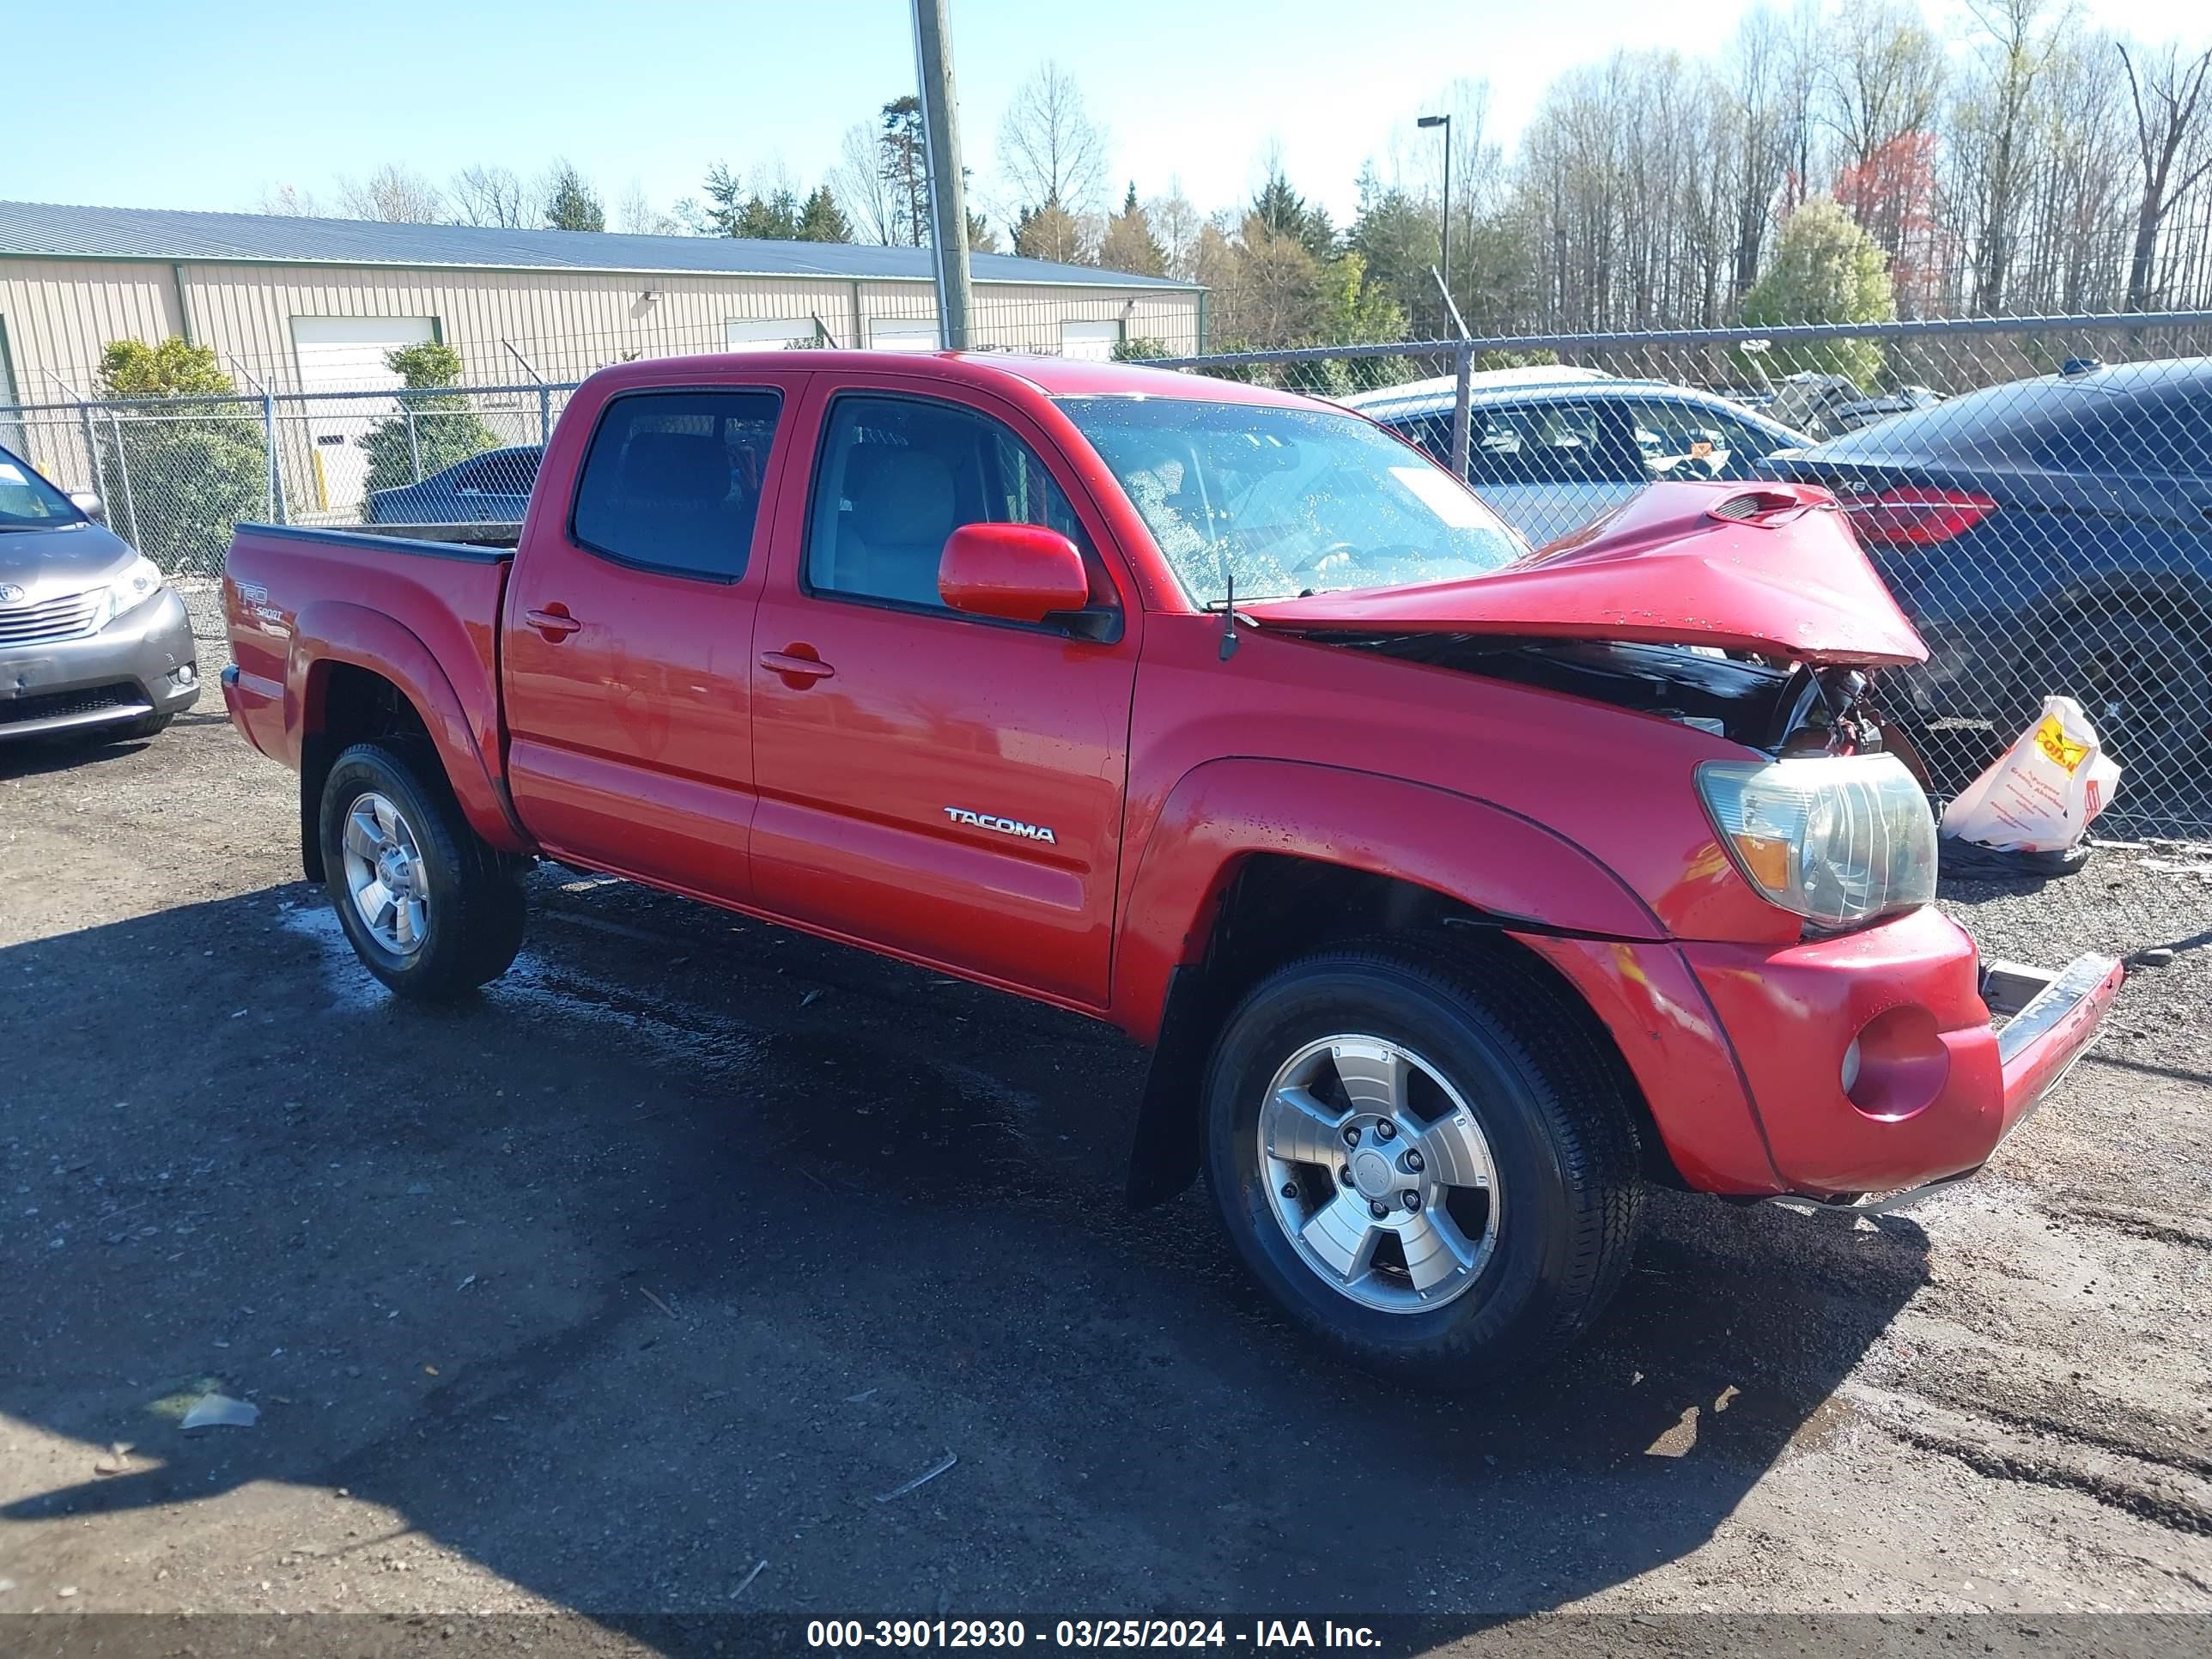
[0,200,1194,290]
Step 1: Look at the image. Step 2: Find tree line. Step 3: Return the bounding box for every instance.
[258,0,2212,362]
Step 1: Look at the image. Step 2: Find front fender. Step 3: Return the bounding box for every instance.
[1109,757,1664,1043]
[288,600,527,854]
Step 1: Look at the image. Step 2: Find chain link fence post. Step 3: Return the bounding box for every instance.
[405,404,422,483]
[76,403,100,495]
[1449,342,1474,483]
[260,390,283,524]
[106,409,142,547]
[538,385,554,446]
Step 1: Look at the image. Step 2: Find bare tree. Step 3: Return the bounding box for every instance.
[1144,181,1203,281]
[335,164,446,223]
[617,182,684,237]
[258,183,320,216]
[830,121,898,243]
[1823,0,1947,260]
[1954,0,2069,313]
[2118,40,2212,309]
[450,165,531,228]
[995,62,1109,216]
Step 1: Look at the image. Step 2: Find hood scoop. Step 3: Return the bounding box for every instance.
[1238,481,1928,667]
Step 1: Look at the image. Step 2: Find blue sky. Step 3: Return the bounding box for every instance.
[4,0,2201,229]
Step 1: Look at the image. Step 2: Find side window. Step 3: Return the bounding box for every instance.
[806,395,1087,611]
[570,390,781,580]
[1635,399,1778,483]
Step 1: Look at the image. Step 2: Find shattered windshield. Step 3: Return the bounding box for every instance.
[1057,396,1526,607]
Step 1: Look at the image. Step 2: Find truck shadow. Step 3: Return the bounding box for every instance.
[0,873,1927,1626]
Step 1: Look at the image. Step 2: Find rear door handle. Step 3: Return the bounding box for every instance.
[524,605,582,641]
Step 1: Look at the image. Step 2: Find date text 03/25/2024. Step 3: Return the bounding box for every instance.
[804,1620,1382,1649]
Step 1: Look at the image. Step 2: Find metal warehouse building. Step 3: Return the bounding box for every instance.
[0,200,1204,402]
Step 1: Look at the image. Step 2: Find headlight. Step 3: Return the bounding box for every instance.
[1696,753,1936,928]
[95,556,166,628]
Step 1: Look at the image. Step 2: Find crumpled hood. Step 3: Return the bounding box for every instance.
[1238,481,1929,666]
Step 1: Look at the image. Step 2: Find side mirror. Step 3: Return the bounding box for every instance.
[70,490,104,520]
[938,521,1091,625]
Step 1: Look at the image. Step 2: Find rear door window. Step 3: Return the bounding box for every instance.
[1466,400,1647,489]
[1633,399,1784,482]
[569,392,781,580]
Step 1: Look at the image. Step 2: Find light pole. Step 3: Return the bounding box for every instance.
[1418,112,1450,321]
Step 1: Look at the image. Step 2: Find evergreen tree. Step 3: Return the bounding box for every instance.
[1013,200,1085,263]
[1098,182,1167,276]
[543,161,605,232]
[361,342,501,495]
[879,95,930,246]
[798,184,853,242]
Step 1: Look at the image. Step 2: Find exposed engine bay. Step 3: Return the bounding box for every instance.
[1339,634,1888,758]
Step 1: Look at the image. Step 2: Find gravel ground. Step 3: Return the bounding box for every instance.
[0,715,2208,1649]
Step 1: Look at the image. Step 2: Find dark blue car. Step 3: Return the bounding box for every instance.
[1760,358,2212,804]
[364,445,542,526]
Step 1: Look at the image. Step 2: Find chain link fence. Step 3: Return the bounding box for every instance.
[3,309,2207,847]
[1160,312,2212,842]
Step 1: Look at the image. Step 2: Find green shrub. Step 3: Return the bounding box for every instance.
[94,339,267,576]
[360,342,501,494]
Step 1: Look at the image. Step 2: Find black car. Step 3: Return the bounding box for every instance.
[1760,357,2212,805]
[365,445,541,526]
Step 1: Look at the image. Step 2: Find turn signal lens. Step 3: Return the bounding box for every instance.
[1697,753,1937,929]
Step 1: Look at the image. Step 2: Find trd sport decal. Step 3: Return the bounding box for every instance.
[942,806,1058,844]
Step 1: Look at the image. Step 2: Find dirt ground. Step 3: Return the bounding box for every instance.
[2,714,2208,1644]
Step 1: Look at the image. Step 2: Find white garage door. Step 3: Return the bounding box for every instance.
[868,318,940,353]
[1059,320,1121,362]
[727,318,819,350]
[290,316,437,515]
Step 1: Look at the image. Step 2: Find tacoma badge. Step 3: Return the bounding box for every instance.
[943,806,1057,844]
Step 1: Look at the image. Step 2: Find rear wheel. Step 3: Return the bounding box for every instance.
[1201,942,1644,1389]
[319,741,526,1000]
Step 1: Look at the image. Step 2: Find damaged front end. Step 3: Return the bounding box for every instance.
[1340,635,1890,760]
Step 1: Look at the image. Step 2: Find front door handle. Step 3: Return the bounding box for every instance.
[524,605,582,641]
[760,647,836,685]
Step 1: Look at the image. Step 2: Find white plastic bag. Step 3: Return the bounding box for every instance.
[1940,695,2122,853]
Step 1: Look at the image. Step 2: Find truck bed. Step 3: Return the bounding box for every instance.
[222,520,513,781]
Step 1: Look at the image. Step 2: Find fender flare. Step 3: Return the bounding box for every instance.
[287,600,529,857]
[1111,757,1664,1042]
[1112,757,1668,1208]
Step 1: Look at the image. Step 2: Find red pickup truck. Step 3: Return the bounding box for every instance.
[222,351,2122,1384]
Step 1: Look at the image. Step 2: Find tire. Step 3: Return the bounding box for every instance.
[318,740,526,1000]
[1201,941,1644,1389]
[83,710,172,746]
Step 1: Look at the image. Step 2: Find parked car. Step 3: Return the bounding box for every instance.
[365,444,541,526]
[1765,374,1944,441]
[1759,356,2212,796]
[0,441,200,744]
[222,351,2119,1387]
[1344,371,1807,545]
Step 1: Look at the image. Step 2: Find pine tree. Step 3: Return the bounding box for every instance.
[1098,183,1167,276]
[543,161,605,232]
[797,185,852,242]
[879,95,930,246]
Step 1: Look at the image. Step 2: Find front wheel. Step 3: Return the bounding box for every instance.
[1201,943,1644,1389]
[319,741,526,1000]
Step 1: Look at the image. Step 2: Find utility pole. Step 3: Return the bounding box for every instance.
[911,0,975,350]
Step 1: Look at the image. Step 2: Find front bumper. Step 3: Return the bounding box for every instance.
[0,587,201,740]
[1680,906,2123,1197]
